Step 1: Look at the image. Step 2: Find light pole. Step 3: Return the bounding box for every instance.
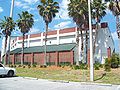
[7,0,14,64]
[88,0,94,81]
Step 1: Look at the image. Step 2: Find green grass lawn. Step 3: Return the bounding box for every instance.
[16,66,120,84]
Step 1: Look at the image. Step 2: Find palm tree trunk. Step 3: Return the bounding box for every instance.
[21,33,25,65]
[81,30,84,63]
[7,36,11,65]
[85,29,88,64]
[116,15,120,38]
[116,1,120,13]
[93,19,99,55]
[44,22,48,65]
[76,28,79,65]
[4,35,8,65]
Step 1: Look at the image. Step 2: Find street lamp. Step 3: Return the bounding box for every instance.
[7,0,14,64]
[88,0,94,81]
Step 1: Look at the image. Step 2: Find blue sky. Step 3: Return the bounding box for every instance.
[0,0,119,52]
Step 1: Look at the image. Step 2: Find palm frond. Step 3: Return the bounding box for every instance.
[17,11,34,34]
[37,0,59,24]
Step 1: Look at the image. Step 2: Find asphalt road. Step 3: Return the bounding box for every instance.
[0,77,120,90]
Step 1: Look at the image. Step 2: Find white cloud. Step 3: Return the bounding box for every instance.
[22,0,39,4]
[34,19,39,22]
[14,1,37,12]
[12,27,21,35]
[111,32,118,41]
[23,6,30,9]
[0,7,3,13]
[14,1,27,7]
[55,0,70,20]
[12,27,40,35]
[61,0,70,9]
[29,28,40,34]
[28,8,36,12]
[54,21,71,29]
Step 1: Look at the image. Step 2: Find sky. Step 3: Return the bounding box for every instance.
[0,0,119,52]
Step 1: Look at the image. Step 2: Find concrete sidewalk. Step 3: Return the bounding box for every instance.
[0,77,119,90]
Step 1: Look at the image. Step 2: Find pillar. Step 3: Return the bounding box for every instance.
[87,49,90,68]
[12,54,15,65]
[71,51,74,65]
[107,47,111,59]
[55,51,59,66]
[31,53,34,65]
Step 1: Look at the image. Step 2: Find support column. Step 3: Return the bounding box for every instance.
[12,54,15,65]
[55,51,59,66]
[107,47,111,59]
[87,49,90,68]
[71,51,74,65]
[31,53,34,65]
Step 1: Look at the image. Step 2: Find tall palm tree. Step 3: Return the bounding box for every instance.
[37,0,59,65]
[0,17,16,64]
[91,0,107,56]
[105,0,120,38]
[68,0,89,65]
[17,11,34,65]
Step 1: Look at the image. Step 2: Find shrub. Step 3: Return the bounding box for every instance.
[72,65,80,70]
[9,64,14,68]
[57,65,61,67]
[111,53,119,68]
[59,62,71,66]
[32,64,36,67]
[94,62,102,70]
[99,64,104,68]
[46,62,55,66]
[28,64,31,68]
[22,65,25,68]
[94,64,100,70]
[18,65,21,67]
[71,64,88,70]
[79,63,88,70]
[104,58,111,72]
[13,65,16,68]
[40,65,47,68]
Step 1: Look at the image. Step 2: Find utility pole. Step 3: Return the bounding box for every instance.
[88,0,94,81]
[7,0,14,64]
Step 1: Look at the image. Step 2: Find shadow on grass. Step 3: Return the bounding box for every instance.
[0,75,18,78]
[94,73,106,81]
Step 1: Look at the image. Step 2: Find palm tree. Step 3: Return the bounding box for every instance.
[17,11,34,65]
[37,0,59,65]
[105,0,120,38]
[68,0,88,65]
[0,17,16,65]
[91,0,107,56]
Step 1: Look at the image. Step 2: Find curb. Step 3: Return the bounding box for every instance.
[21,77,116,87]
[22,77,38,80]
[50,80,69,83]
[80,82,112,86]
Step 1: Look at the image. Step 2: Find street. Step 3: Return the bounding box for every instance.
[0,77,120,90]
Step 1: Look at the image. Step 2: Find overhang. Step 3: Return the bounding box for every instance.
[10,43,76,54]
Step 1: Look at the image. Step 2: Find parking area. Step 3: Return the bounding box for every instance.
[0,77,120,90]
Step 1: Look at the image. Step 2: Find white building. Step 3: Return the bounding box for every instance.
[1,22,115,65]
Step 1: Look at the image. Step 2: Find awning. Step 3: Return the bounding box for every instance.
[10,43,76,54]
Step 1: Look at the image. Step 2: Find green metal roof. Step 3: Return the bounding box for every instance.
[10,48,22,54]
[10,43,76,54]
